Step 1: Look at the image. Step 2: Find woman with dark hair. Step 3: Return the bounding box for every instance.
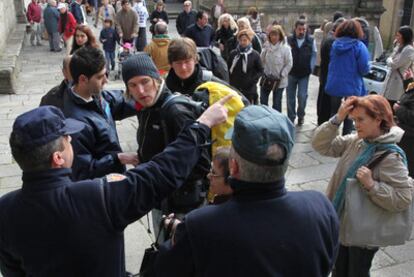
[57,3,76,54]
[69,24,99,54]
[325,19,370,135]
[383,26,414,107]
[149,1,169,35]
[312,95,412,277]
[208,147,233,204]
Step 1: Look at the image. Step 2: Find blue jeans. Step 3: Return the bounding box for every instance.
[260,86,284,112]
[286,75,310,123]
[104,51,115,71]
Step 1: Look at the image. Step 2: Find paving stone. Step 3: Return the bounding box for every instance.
[382,239,414,264]
[299,179,329,193]
[371,260,414,277]
[0,175,22,189]
[0,153,12,165]
[289,152,320,168]
[371,249,396,271]
[0,163,22,178]
[292,142,314,153]
[307,151,339,164]
[285,163,337,185]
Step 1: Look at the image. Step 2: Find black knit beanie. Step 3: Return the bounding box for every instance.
[121,53,160,84]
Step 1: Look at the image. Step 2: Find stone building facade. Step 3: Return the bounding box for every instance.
[196,0,385,33]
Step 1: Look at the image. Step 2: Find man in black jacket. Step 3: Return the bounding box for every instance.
[166,37,224,95]
[40,55,72,110]
[122,53,210,238]
[156,105,340,277]
[0,99,229,276]
[184,11,214,47]
[286,19,317,126]
[176,1,197,36]
[61,46,137,181]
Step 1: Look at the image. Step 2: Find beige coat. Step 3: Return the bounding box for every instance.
[383,44,414,101]
[312,122,413,243]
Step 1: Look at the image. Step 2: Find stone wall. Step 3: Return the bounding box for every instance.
[0,0,18,54]
[196,0,385,33]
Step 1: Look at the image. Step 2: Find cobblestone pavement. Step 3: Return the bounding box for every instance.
[0,18,413,276]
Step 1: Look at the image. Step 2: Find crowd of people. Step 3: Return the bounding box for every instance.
[1,0,414,276]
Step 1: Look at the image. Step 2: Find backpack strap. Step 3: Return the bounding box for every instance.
[201,69,213,82]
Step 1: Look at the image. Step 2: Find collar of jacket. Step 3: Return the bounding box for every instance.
[170,63,201,89]
[68,87,104,113]
[229,177,287,201]
[22,168,73,193]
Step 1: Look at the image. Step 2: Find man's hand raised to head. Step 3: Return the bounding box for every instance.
[197,95,233,128]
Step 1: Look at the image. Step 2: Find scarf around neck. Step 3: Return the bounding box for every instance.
[332,141,407,215]
[230,44,253,74]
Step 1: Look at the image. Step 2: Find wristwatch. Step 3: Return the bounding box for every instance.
[330,114,342,126]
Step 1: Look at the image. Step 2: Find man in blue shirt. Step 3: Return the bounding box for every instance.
[287,19,317,126]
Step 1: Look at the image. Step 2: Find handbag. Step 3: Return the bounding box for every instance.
[259,74,280,91]
[342,150,414,247]
[139,216,177,277]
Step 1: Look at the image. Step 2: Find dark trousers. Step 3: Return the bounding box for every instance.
[317,79,331,125]
[135,27,147,51]
[332,244,378,277]
[331,96,354,135]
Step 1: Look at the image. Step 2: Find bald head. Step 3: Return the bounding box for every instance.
[154,21,168,35]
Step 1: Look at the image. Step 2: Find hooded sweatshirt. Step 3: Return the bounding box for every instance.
[144,35,171,71]
[325,37,370,97]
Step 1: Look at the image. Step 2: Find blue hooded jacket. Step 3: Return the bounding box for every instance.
[325,37,370,97]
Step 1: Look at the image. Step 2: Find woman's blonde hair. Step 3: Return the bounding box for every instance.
[217,13,238,32]
[237,17,253,34]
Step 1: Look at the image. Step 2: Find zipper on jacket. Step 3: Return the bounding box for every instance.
[139,111,151,158]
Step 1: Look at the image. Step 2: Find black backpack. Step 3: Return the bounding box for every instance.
[197,47,229,82]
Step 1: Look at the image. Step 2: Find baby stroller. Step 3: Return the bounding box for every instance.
[114,42,133,80]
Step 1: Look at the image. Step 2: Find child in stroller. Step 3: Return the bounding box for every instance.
[115,42,133,80]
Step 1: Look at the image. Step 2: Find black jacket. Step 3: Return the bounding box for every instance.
[184,23,215,47]
[396,88,414,177]
[214,27,236,61]
[136,86,210,186]
[176,10,197,35]
[166,64,224,96]
[62,88,136,181]
[156,178,339,277]
[288,34,315,78]
[39,80,69,110]
[228,48,263,97]
[0,122,210,276]
[150,10,169,25]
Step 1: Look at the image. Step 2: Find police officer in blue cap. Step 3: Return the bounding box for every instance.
[156,105,340,277]
[0,100,230,276]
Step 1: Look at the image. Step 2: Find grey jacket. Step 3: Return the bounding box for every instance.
[312,121,413,243]
[384,44,414,101]
[260,40,293,88]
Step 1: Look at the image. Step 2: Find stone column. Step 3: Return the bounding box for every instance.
[14,0,27,23]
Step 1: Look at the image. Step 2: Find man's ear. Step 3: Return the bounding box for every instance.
[229,158,239,177]
[78,74,88,85]
[51,151,65,168]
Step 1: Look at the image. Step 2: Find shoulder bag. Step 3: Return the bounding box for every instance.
[342,150,414,247]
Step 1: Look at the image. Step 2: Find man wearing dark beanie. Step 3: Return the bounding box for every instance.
[122,54,210,239]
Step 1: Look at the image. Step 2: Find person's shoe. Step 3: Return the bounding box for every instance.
[36,42,42,46]
[298,118,304,126]
[31,41,36,46]
[54,48,62,52]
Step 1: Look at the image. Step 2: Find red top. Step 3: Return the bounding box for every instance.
[58,12,77,41]
[27,2,42,23]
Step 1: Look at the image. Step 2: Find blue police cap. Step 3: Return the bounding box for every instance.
[11,106,85,150]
